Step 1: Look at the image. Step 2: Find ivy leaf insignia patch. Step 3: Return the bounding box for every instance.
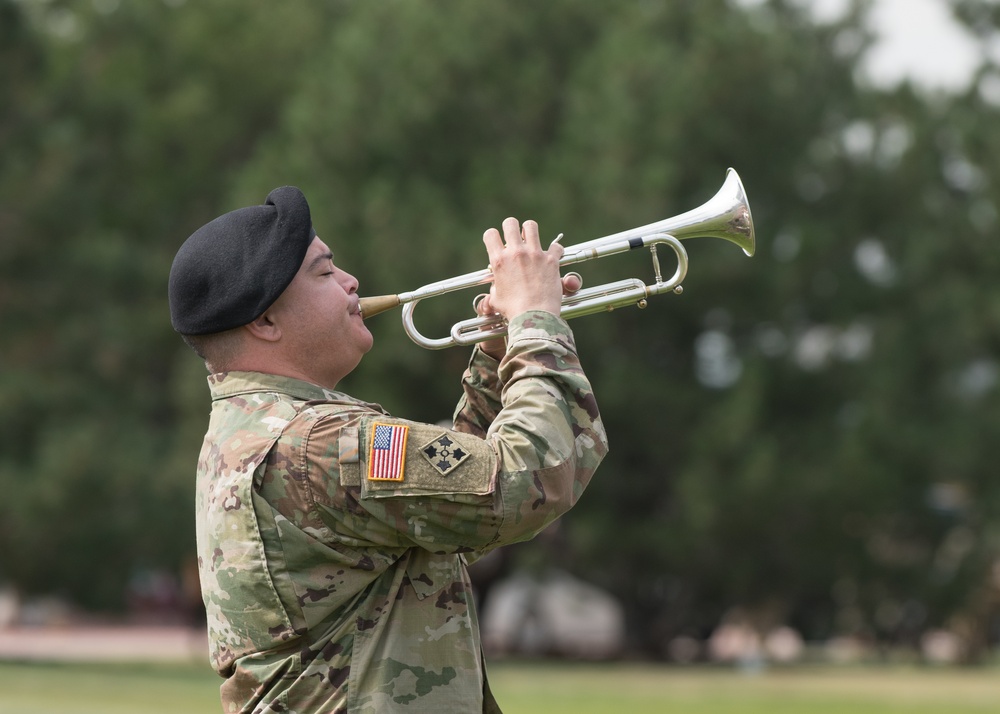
[421,433,471,476]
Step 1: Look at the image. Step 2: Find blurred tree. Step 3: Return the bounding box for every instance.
[0,0,346,609]
[218,0,1000,656]
[2,0,999,662]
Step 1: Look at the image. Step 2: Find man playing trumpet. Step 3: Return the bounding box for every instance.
[168,186,608,713]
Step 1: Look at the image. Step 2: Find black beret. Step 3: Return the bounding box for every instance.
[168,186,316,335]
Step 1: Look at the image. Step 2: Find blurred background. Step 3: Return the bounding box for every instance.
[2,0,1000,669]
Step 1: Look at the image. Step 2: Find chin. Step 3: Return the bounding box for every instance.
[359,324,374,350]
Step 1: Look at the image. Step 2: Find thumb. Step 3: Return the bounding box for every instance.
[474,292,496,317]
[562,272,583,295]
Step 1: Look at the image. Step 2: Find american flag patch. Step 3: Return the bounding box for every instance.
[368,423,409,481]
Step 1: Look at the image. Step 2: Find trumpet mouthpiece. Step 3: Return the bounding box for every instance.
[358,294,402,320]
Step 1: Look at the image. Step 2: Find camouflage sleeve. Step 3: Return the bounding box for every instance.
[488,311,607,542]
[313,310,608,553]
[452,347,503,438]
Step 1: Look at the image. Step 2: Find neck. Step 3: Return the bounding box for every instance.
[229,348,344,391]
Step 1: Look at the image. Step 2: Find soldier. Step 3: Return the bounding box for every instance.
[168,186,608,713]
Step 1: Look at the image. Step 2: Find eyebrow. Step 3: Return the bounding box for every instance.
[308,251,334,271]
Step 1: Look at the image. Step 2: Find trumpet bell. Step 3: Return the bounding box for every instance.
[610,167,755,258]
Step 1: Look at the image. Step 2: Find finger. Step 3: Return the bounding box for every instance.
[483,227,504,261]
[546,233,566,262]
[521,220,541,249]
[562,272,583,295]
[473,293,494,316]
[501,217,522,247]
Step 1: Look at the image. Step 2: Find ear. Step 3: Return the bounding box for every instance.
[244,311,282,342]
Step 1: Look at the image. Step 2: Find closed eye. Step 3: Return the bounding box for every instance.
[309,251,336,275]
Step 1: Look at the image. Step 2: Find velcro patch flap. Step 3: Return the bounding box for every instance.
[359,419,496,499]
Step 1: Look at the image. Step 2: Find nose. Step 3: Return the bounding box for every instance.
[340,270,359,294]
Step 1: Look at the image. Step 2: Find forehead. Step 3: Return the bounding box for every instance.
[298,237,335,273]
[305,236,332,259]
[282,236,333,298]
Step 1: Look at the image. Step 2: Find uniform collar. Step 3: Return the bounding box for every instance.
[206,370,354,404]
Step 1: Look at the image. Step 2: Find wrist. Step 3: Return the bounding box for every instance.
[477,336,507,361]
[505,310,569,342]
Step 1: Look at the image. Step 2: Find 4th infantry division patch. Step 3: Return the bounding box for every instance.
[368,423,408,481]
[421,433,471,476]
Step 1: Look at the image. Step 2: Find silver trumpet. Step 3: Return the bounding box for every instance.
[359,168,755,350]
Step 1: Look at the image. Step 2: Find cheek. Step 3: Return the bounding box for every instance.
[329,281,351,305]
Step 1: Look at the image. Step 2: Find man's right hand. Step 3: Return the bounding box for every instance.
[481,217,564,320]
[476,218,581,361]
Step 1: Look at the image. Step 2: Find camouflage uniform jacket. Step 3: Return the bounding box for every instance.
[195,311,608,713]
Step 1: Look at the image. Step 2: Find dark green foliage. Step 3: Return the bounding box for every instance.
[2,0,999,658]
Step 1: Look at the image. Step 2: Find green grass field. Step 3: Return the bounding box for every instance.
[0,659,997,713]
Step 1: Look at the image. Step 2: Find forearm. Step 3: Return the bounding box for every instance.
[488,310,608,543]
[453,346,504,438]
[332,310,607,553]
